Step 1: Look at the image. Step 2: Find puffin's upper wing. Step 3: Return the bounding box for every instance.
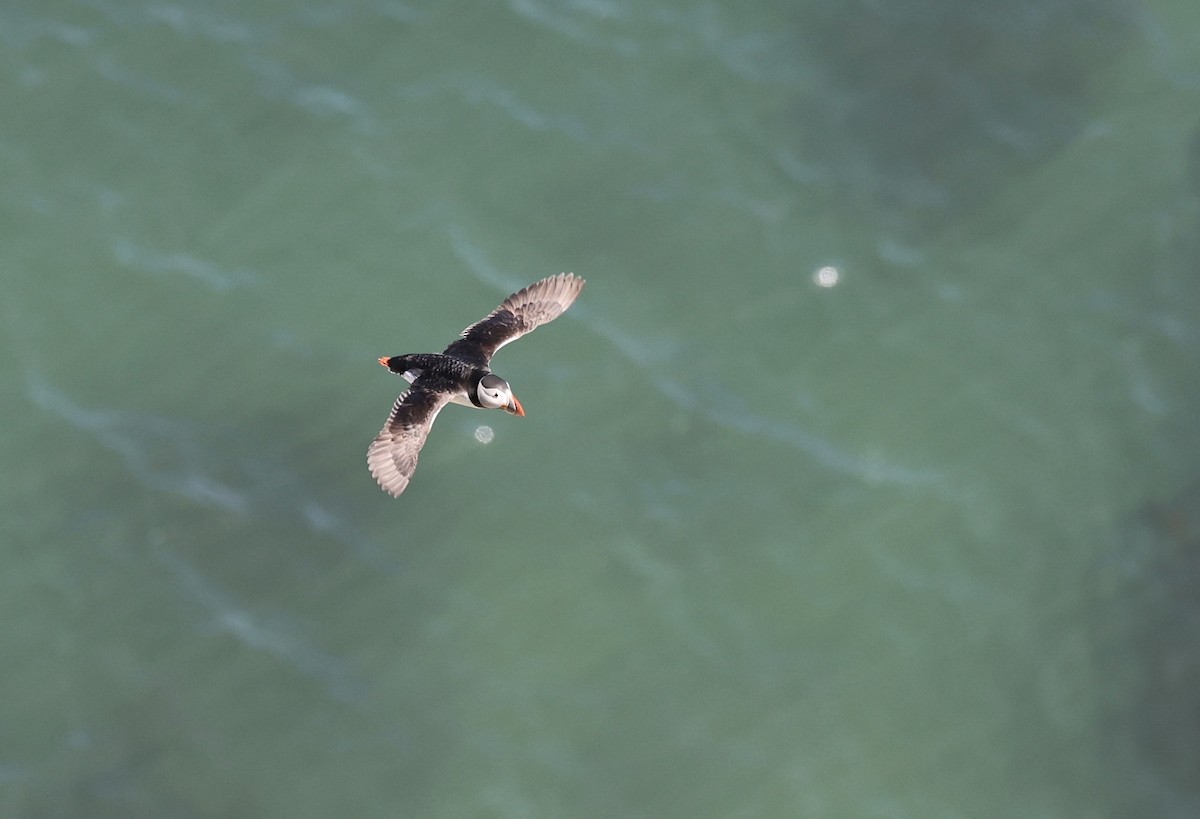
[442,273,585,367]
[367,385,453,497]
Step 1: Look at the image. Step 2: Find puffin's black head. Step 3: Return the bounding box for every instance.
[476,373,524,416]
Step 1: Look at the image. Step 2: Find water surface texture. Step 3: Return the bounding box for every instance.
[2,1,1199,816]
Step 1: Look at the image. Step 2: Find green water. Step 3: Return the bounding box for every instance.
[2,1,1199,816]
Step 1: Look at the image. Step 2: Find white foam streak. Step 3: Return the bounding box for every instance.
[113,237,261,293]
[155,548,364,703]
[26,373,399,570]
[27,375,250,513]
[612,538,719,659]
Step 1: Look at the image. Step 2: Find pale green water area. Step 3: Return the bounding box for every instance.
[3,1,1200,816]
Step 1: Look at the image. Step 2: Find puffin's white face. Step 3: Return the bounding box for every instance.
[477,374,525,416]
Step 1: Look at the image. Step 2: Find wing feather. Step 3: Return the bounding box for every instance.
[442,273,585,366]
[367,386,452,497]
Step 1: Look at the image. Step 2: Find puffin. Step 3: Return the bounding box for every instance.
[368,272,586,497]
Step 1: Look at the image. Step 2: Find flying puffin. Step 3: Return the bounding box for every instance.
[367,273,586,497]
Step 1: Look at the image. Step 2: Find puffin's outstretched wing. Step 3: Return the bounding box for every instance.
[442,273,585,367]
[367,385,453,497]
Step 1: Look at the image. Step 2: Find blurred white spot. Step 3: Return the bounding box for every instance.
[474,425,495,444]
[813,265,840,288]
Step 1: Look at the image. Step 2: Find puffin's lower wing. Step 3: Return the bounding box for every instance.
[367,387,451,497]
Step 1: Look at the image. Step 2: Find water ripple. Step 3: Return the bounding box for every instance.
[24,373,399,571]
[154,546,366,704]
[27,375,252,514]
[113,237,261,292]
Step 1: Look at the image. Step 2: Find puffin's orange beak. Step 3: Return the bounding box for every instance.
[378,356,391,368]
[506,395,525,416]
